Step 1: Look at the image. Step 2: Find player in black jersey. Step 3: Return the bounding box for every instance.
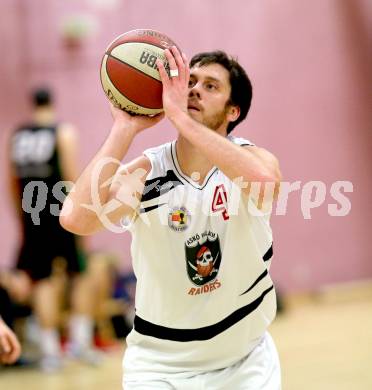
[10,88,83,285]
[8,88,100,371]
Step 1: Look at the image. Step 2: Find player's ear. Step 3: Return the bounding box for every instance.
[226,105,240,123]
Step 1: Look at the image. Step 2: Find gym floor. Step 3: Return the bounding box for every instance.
[1,283,371,390]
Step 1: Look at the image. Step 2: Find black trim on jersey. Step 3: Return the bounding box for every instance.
[263,244,273,262]
[170,143,217,190]
[141,170,183,202]
[133,285,274,342]
[240,270,268,296]
[140,203,167,214]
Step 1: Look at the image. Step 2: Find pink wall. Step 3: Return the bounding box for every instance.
[0,0,371,292]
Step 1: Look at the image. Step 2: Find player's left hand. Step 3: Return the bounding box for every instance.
[0,318,21,364]
[156,46,190,121]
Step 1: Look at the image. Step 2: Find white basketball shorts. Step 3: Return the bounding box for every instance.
[123,332,281,390]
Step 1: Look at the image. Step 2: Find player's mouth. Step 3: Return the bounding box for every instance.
[187,103,201,112]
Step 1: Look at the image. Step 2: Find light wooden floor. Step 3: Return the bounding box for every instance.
[271,288,372,390]
[1,285,371,390]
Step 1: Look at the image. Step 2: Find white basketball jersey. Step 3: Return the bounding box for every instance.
[123,136,277,380]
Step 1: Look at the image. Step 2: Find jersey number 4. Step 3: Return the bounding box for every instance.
[211,184,229,220]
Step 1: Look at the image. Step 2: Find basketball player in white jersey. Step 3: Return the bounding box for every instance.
[61,46,282,389]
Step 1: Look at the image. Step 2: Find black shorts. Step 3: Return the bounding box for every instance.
[0,287,13,325]
[16,225,86,281]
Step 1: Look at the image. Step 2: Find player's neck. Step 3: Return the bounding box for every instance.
[33,107,55,126]
[175,136,214,184]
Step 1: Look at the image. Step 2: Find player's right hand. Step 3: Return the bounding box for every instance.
[110,103,164,134]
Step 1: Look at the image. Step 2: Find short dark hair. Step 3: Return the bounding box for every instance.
[32,87,53,107]
[190,51,252,134]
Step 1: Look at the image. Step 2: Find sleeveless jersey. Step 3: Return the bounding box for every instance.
[10,123,64,234]
[123,136,277,380]
[10,123,84,280]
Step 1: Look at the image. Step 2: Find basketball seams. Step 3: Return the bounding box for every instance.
[105,29,177,53]
[100,55,151,112]
[105,73,160,111]
[105,72,146,110]
[103,56,163,110]
[107,41,169,54]
[106,52,163,84]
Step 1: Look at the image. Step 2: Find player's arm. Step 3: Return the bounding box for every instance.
[6,134,23,218]
[57,123,80,183]
[173,118,281,204]
[60,105,163,236]
[157,47,282,199]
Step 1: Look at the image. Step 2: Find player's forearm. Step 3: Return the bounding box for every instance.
[60,124,136,234]
[170,111,280,183]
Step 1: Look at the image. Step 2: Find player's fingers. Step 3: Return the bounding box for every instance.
[182,52,190,84]
[0,335,11,354]
[144,112,165,125]
[156,60,170,87]
[7,346,20,364]
[181,52,188,66]
[7,332,21,363]
[170,46,186,82]
[164,49,178,81]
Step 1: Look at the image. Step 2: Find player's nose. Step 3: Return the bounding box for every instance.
[188,83,201,99]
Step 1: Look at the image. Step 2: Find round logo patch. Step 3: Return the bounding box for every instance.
[168,207,190,232]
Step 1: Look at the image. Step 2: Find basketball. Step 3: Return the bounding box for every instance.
[100,29,179,115]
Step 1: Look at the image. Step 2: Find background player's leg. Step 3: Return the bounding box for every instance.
[33,277,62,371]
[70,273,93,347]
[0,270,32,305]
[68,273,101,364]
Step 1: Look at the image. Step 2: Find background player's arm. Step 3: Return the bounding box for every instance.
[6,134,23,218]
[60,105,163,236]
[57,123,80,182]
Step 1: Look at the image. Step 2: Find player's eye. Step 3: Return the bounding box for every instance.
[205,83,217,91]
[188,79,196,88]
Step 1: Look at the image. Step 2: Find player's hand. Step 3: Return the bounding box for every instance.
[110,104,164,134]
[156,46,189,121]
[0,318,21,364]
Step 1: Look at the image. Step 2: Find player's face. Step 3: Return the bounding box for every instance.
[187,63,235,131]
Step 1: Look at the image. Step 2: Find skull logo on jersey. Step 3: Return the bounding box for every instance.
[185,232,222,286]
[196,246,214,277]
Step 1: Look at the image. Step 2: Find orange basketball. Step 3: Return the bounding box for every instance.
[100,29,179,115]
